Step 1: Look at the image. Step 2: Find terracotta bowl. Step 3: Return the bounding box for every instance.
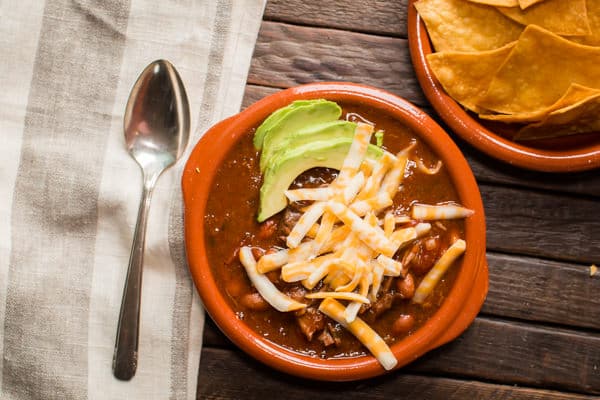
[407,0,600,172]
[182,82,488,381]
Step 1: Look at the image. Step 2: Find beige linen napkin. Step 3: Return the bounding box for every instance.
[0,0,265,398]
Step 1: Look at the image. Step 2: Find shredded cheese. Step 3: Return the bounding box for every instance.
[379,150,410,199]
[319,298,398,371]
[343,171,366,204]
[285,187,333,202]
[256,249,289,273]
[287,202,327,248]
[350,193,393,216]
[335,122,373,185]
[245,122,475,370]
[305,291,370,303]
[355,151,395,201]
[239,247,306,312]
[326,201,393,256]
[376,254,403,277]
[384,212,395,237]
[413,239,467,304]
[412,203,475,220]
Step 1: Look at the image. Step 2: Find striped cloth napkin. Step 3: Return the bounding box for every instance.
[0,0,265,399]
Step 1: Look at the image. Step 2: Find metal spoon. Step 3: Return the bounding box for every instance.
[113,60,190,380]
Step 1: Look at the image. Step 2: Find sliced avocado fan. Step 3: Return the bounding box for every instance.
[253,100,320,149]
[260,120,357,173]
[257,137,383,222]
[255,100,342,168]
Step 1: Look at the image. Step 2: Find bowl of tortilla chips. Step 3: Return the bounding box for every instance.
[408,0,600,172]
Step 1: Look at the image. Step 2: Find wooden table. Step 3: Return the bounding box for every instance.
[197,1,600,398]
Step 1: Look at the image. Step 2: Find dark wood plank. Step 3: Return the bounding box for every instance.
[482,183,599,264]
[241,84,279,108]
[264,0,408,37]
[248,21,426,105]
[411,318,600,395]
[198,347,598,399]
[462,144,600,198]
[485,253,600,330]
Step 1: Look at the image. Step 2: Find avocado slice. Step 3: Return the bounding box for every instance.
[258,100,342,171]
[257,138,384,222]
[253,99,330,150]
[260,120,357,173]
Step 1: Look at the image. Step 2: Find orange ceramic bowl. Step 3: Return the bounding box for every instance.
[182,82,488,381]
[407,0,600,172]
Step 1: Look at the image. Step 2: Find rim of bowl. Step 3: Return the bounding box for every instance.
[407,0,600,173]
[182,82,487,381]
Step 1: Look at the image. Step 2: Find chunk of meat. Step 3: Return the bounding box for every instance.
[296,307,325,341]
[326,322,343,347]
[281,208,302,236]
[284,284,307,302]
[396,273,415,299]
[317,328,335,347]
[366,292,395,321]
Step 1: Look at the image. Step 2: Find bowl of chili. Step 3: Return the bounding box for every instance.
[182,82,488,381]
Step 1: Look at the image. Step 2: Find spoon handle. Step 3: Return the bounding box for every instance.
[113,175,156,380]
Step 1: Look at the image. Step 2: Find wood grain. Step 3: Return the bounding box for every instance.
[197,347,598,399]
[248,22,425,104]
[461,143,600,198]
[485,253,600,330]
[481,184,599,264]
[410,318,600,394]
[264,0,408,37]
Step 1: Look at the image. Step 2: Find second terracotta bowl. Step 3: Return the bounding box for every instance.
[182,82,488,381]
[407,0,600,172]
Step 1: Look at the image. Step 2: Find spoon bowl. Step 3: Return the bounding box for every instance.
[124,60,190,174]
[113,59,190,381]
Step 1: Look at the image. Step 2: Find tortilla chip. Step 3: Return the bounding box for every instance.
[571,0,600,46]
[479,84,600,123]
[415,0,523,52]
[427,42,516,112]
[496,0,591,36]
[465,0,518,6]
[518,0,547,9]
[478,25,600,114]
[515,91,600,140]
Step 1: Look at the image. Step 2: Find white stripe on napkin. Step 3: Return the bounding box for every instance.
[0,0,46,392]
